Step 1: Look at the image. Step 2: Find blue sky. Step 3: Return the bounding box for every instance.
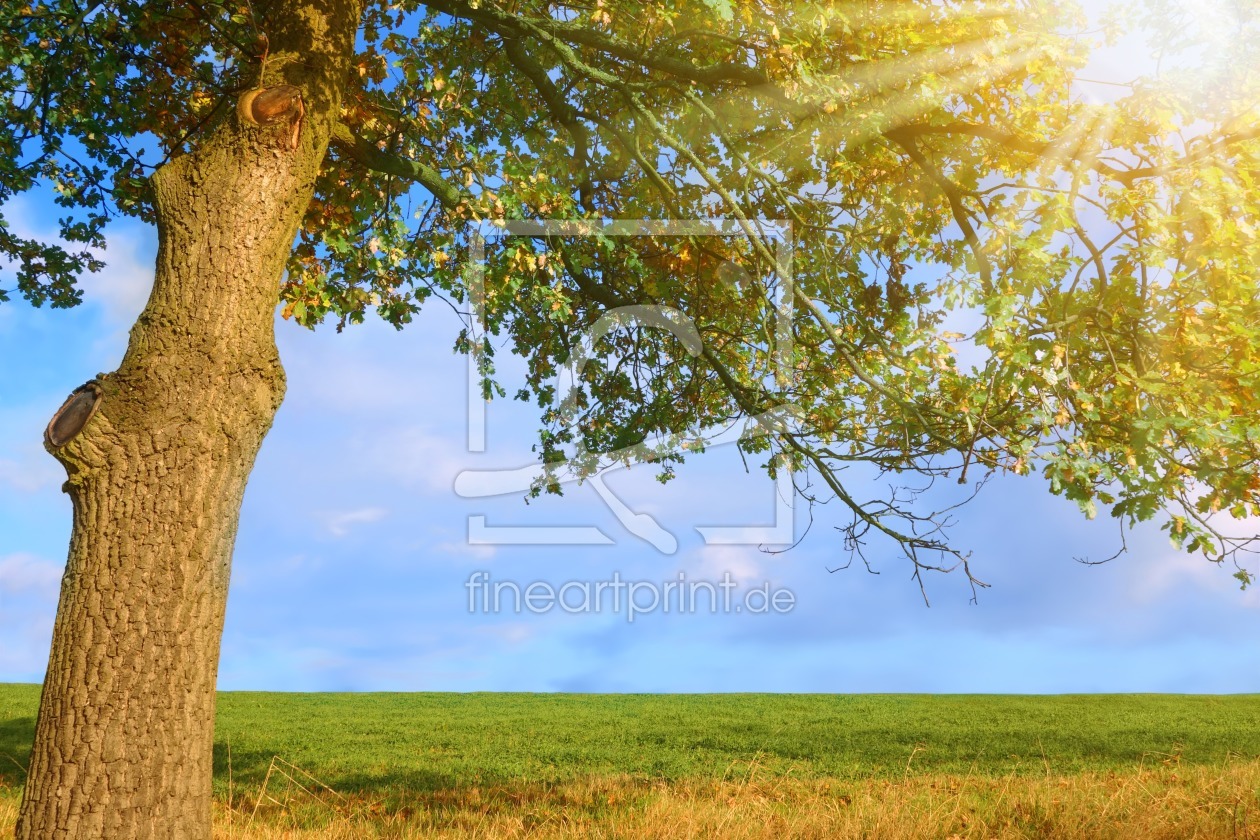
[2,204,1257,694]
[2,3,1258,694]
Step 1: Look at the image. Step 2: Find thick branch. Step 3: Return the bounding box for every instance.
[423,0,769,87]
[886,128,993,290]
[329,122,463,208]
[501,37,594,207]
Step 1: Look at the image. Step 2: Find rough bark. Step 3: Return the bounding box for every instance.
[16,1,363,837]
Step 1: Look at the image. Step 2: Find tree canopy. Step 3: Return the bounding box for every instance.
[3,0,1259,588]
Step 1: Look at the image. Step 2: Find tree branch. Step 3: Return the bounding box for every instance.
[328,122,463,209]
[500,36,595,208]
[422,0,770,87]
[892,120,1260,186]
[886,127,994,291]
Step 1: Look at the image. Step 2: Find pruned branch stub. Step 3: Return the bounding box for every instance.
[46,380,104,448]
[237,84,305,149]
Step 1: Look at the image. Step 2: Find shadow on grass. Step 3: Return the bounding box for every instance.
[212,743,455,797]
[0,717,34,788]
[212,743,286,789]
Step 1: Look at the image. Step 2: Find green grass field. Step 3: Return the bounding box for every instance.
[2,685,1259,838]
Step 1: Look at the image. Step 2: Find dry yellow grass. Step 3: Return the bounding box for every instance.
[211,762,1258,839]
[3,761,1258,838]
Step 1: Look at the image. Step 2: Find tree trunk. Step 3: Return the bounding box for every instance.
[16,2,362,837]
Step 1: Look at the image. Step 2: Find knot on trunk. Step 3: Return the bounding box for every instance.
[237,85,305,150]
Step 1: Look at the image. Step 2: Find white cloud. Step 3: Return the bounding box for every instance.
[1116,503,1260,609]
[0,402,67,494]
[0,197,154,329]
[434,540,497,560]
[1126,546,1248,606]
[287,348,450,415]
[0,454,61,494]
[0,552,62,595]
[77,226,154,328]
[473,621,534,645]
[685,543,774,585]
[323,507,389,537]
[278,310,470,420]
[361,425,473,494]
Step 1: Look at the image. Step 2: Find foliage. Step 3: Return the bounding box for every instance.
[2,0,1259,583]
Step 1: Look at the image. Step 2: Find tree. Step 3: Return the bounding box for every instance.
[2,0,1257,835]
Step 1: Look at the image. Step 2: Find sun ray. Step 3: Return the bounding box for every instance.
[793,0,1023,35]
[828,38,1055,145]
